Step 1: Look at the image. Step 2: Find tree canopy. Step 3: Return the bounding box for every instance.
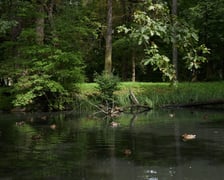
[0,0,223,110]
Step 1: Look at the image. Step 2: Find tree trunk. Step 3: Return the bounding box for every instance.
[104,0,113,74]
[172,0,178,81]
[36,4,45,45]
[48,0,55,30]
[121,58,127,81]
[131,51,136,82]
[47,0,58,46]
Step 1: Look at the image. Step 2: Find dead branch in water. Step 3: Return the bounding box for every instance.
[129,89,139,105]
[78,90,152,117]
[127,89,152,113]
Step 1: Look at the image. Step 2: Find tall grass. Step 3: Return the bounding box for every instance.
[79,81,224,109]
[1,82,223,111]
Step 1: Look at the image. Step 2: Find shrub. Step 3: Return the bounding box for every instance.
[11,45,84,111]
[94,72,120,107]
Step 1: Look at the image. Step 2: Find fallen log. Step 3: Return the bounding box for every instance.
[162,99,224,109]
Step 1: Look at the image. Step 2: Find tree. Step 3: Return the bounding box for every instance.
[0,0,87,111]
[35,2,45,45]
[118,0,209,83]
[178,0,224,80]
[113,0,146,82]
[104,0,113,74]
[172,0,178,80]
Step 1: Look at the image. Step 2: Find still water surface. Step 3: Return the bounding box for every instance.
[0,109,224,180]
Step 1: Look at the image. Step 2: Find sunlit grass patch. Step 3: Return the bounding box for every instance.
[79,81,224,109]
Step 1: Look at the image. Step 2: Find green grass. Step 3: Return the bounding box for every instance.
[79,81,224,108]
[1,81,223,111]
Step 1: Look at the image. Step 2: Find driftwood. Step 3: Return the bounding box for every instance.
[79,90,151,117]
[129,89,139,105]
[127,90,152,113]
[162,99,224,109]
[92,104,123,117]
[90,90,151,117]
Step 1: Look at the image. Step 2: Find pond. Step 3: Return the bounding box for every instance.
[0,109,224,180]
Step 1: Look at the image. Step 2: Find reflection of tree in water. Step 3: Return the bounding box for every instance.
[1,111,224,179]
[117,112,224,167]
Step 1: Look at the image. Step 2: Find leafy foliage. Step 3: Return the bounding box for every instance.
[0,1,89,111]
[13,74,68,111]
[94,72,120,106]
[12,44,84,111]
[179,0,224,80]
[0,0,223,112]
[118,0,209,82]
[144,43,176,81]
[0,20,18,35]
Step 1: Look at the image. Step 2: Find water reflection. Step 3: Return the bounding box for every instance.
[0,109,224,179]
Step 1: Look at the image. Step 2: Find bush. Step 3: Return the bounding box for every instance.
[11,45,85,111]
[94,72,120,107]
[0,87,13,111]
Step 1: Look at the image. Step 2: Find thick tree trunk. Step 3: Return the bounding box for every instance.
[36,4,45,45]
[104,0,113,74]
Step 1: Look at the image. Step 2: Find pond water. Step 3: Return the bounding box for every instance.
[0,109,224,180]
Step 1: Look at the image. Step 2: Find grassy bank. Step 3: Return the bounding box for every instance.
[79,81,224,109]
[1,82,223,111]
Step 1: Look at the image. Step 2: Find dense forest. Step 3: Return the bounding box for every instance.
[0,0,223,111]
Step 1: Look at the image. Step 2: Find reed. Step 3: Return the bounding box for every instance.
[80,81,224,108]
[1,82,223,111]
